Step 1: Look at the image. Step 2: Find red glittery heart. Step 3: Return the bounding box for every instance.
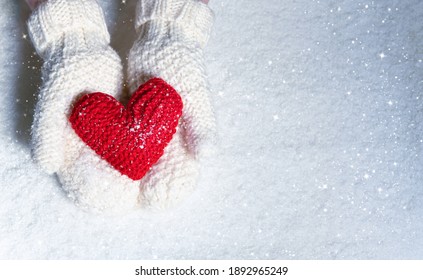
[69,78,183,180]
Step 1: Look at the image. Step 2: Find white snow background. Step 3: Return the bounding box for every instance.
[0,0,422,259]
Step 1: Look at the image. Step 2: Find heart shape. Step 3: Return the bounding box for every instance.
[69,78,183,181]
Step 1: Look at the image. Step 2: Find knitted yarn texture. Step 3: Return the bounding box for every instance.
[128,0,217,209]
[70,78,183,181]
[27,0,140,213]
[129,0,216,157]
[27,0,122,174]
[27,0,216,211]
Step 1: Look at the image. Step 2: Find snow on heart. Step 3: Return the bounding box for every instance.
[69,78,183,181]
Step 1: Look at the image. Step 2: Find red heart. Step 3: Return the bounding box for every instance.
[69,78,183,181]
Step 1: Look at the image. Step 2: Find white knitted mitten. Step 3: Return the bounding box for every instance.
[127,0,216,209]
[28,0,139,212]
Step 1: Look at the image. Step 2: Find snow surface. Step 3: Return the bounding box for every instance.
[0,0,422,259]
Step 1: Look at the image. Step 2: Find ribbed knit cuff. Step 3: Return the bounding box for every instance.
[135,0,214,47]
[27,0,110,57]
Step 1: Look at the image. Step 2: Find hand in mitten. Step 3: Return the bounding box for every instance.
[27,0,139,212]
[127,0,216,209]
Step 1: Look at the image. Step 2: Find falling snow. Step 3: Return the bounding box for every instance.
[0,0,422,259]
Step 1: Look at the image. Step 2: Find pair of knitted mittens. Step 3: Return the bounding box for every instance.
[27,0,216,212]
